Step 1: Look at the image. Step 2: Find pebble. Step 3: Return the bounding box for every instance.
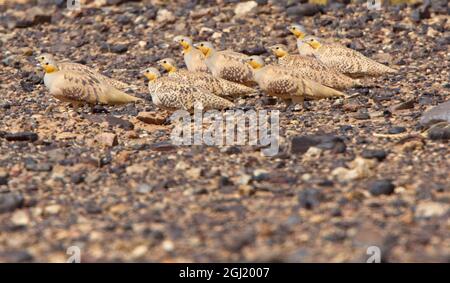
[420,100,450,126]
[286,3,321,18]
[368,180,395,196]
[156,9,175,23]
[361,149,387,161]
[388,126,406,134]
[290,135,346,155]
[4,132,38,142]
[137,111,166,125]
[415,202,449,219]
[11,210,30,226]
[298,188,323,210]
[0,169,8,186]
[427,122,450,140]
[0,193,24,214]
[234,1,258,17]
[96,133,118,147]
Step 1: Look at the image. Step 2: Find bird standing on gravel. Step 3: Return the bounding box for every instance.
[173,35,209,73]
[193,41,255,86]
[142,67,234,112]
[302,36,398,78]
[157,58,256,98]
[37,55,141,110]
[246,56,346,110]
[268,44,361,90]
[36,54,132,90]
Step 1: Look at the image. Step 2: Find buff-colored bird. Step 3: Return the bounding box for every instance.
[157,58,255,98]
[268,44,361,90]
[142,67,234,111]
[193,41,255,86]
[246,56,346,109]
[173,35,209,73]
[287,24,316,57]
[302,36,398,78]
[37,55,141,110]
[36,54,132,90]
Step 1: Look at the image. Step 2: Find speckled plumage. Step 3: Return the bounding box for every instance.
[270,45,361,90]
[36,54,131,90]
[195,42,255,86]
[159,58,255,98]
[303,36,398,78]
[43,70,141,106]
[248,57,346,105]
[146,74,234,111]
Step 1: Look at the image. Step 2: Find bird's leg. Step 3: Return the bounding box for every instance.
[291,96,305,112]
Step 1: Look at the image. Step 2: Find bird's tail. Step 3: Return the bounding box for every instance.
[102,87,142,105]
[302,79,346,99]
[219,80,257,97]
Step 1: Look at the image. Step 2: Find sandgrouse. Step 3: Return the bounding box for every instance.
[302,36,398,78]
[173,35,209,73]
[36,54,132,90]
[37,55,141,109]
[268,44,361,90]
[157,58,255,98]
[193,41,255,86]
[246,56,345,109]
[142,67,234,112]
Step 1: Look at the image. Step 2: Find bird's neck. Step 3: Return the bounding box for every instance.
[182,45,192,54]
[168,66,177,73]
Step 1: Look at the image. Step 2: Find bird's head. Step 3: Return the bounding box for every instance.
[36,53,58,73]
[157,58,177,73]
[287,24,306,39]
[173,35,193,52]
[303,36,322,49]
[246,55,265,70]
[268,44,289,58]
[193,41,214,57]
[141,67,161,81]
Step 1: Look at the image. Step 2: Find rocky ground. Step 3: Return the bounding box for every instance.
[0,0,449,262]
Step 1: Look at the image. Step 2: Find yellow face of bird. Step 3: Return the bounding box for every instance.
[193,42,213,57]
[142,67,160,81]
[36,54,58,73]
[157,58,177,73]
[173,36,192,51]
[247,56,264,69]
[305,37,321,49]
[268,45,288,58]
[287,24,306,39]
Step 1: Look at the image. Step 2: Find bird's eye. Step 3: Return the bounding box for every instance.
[180,39,184,42]
[163,61,166,64]
[45,62,49,65]
[41,57,44,60]
[200,43,204,47]
[276,47,279,50]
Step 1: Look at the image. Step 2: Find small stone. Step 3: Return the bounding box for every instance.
[415,202,449,219]
[96,133,118,147]
[162,240,174,252]
[0,169,8,186]
[420,100,450,126]
[110,44,128,54]
[11,210,30,226]
[156,9,175,23]
[0,193,24,214]
[298,188,323,210]
[427,122,450,140]
[369,180,395,196]
[220,146,242,155]
[137,111,166,125]
[286,3,321,18]
[4,132,38,142]
[353,111,370,120]
[388,126,406,134]
[252,169,269,181]
[290,135,346,155]
[186,168,202,179]
[361,149,387,161]
[234,1,258,17]
[391,99,415,111]
[137,184,153,194]
[44,204,61,215]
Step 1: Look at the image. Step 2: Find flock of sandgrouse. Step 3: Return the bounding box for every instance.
[36,24,397,113]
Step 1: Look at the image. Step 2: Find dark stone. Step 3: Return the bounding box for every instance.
[149,142,177,152]
[0,172,8,186]
[85,202,102,214]
[0,193,24,214]
[0,251,33,262]
[4,132,38,142]
[298,188,323,210]
[420,100,450,126]
[104,115,134,130]
[369,180,395,196]
[286,3,321,18]
[71,172,85,184]
[25,162,53,172]
[388,126,406,134]
[110,44,128,54]
[427,123,450,140]
[91,105,109,114]
[290,134,346,154]
[354,111,370,120]
[361,149,388,161]
[222,146,242,155]
[241,46,267,56]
